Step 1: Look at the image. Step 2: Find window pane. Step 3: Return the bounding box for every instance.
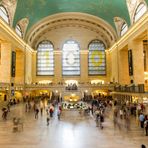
[0,6,9,24]
[120,23,128,36]
[62,40,80,76]
[134,3,147,22]
[37,41,54,75]
[15,25,23,38]
[88,40,106,75]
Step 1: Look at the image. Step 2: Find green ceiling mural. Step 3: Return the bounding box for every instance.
[13,0,131,32]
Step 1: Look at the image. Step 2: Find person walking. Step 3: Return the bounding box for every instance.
[49,105,54,118]
[95,109,100,127]
[40,107,43,116]
[46,115,50,126]
[25,102,28,112]
[139,113,145,128]
[2,108,8,120]
[35,108,39,119]
[40,101,44,116]
[100,113,104,129]
[57,109,61,120]
[144,115,148,136]
[7,102,10,112]
[119,108,123,119]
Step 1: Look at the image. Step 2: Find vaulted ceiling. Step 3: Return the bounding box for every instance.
[13,0,131,31]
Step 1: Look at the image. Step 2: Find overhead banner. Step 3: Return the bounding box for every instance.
[128,49,133,76]
[11,51,16,77]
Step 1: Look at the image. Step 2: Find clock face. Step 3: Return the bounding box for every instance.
[66,52,75,65]
[90,50,104,67]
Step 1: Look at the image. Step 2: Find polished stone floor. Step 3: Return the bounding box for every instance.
[0,104,148,148]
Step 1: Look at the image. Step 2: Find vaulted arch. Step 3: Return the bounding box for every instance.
[0,0,17,26]
[114,17,128,37]
[15,18,29,39]
[26,13,117,49]
[126,0,147,24]
[133,2,147,22]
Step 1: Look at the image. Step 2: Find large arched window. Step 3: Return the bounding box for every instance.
[15,24,23,38]
[120,23,128,36]
[88,40,106,75]
[37,41,54,76]
[134,3,147,22]
[62,40,80,76]
[0,5,9,24]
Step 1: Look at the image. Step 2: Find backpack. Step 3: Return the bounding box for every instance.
[100,115,104,122]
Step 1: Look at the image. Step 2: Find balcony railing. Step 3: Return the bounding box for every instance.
[0,83,10,91]
[114,84,145,93]
[25,83,115,91]
[0,82,146,93]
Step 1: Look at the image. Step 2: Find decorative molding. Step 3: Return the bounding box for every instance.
[1,0,17,26]
[15,18,29,39]
[26,13,117,49]
[126,0,147,24]
[0,17,34,53]
[109,11,148,52]
[114,17,128,37]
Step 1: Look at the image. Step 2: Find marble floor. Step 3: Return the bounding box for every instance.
[0,104,148,148]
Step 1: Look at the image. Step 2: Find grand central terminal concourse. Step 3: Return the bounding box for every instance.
[1,0,148,148]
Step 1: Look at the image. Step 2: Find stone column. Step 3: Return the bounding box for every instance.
[0,42,11,83]
[144,40,148,71]
[80,50,88,83]
[0,42,12,100]
[15,50,25,84]
[128,41,144,84]
[54,51,62,83]
[106,50,111,82]
[118,48,130,84]
[110,45,119,83]
[25,48,33,84]
[32,52,37,82]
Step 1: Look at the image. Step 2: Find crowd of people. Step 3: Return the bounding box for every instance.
[111,101,148,137]
[24,99,62,125]
[65,83,78,90]
[0,96,147,147]
[1,98,19,120]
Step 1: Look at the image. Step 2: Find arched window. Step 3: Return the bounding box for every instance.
[134,3,147,22]
[15,24,23,38]
[88,40,106,75]
[0,5,9,24]
[37,41,54,75]
[120,23,128,36]
[62,40,80,76]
